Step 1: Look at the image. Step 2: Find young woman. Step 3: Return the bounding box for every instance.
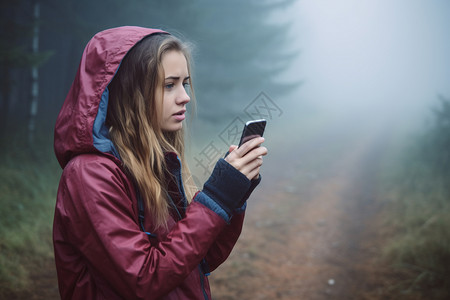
[53,26,267,300]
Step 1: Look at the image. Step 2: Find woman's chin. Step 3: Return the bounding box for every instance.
[162,123,183,132]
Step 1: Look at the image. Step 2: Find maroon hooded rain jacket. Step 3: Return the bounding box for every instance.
[53,26,256,300]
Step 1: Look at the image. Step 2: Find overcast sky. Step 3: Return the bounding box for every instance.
[281,0,450,125]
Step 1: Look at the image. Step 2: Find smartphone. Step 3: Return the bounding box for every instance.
[238,119,266,147]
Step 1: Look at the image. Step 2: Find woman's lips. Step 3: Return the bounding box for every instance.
[173,110,186,121]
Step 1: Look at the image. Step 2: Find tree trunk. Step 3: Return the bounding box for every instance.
[0,62,12,140]
[28,0,40,144]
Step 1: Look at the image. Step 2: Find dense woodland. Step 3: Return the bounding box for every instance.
[0,0,296,143]
[0,0,297,296]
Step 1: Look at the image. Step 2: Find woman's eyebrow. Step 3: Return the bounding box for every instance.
[165,76,190,81]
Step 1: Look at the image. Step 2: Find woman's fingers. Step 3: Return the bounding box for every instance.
[238,146,267,166]
[235,137,265,157]
[225,138,263,163]
[249,168,261,181]
[239,156,263,177]
[226,146,266,172]
[224,136,268,180]
[228,145,238,153]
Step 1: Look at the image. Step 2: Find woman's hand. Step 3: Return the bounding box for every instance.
[225,137,267,180]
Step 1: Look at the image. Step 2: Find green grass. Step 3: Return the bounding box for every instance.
[378,126,450,299]
[0,132,61,296]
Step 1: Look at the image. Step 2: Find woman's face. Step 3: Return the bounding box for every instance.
[159,50,191,132]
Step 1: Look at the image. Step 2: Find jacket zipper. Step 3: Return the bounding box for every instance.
[199,265,209,300]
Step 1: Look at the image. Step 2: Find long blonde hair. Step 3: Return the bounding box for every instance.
[106,33,196,230]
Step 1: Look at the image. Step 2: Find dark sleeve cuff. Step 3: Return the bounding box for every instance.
[235,174,261,213]
[195,159,251,221]
[242,175,261,203]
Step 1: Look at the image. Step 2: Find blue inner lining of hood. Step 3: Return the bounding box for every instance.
[92,32,166,161]
[93,87,121,159]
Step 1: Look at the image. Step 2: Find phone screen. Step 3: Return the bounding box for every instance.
[238,119,266,147]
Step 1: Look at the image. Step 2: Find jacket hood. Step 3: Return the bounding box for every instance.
[54,26,167,168]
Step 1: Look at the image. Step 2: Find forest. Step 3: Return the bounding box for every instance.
[1,0,450,299]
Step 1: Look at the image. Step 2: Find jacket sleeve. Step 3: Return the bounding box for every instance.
[195,162,262,273]
[55,155,228,300]
[202,211,245,273]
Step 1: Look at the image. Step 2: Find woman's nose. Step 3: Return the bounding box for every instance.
[176,86,190,105]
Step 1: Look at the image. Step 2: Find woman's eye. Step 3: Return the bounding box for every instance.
[165,83,174,89]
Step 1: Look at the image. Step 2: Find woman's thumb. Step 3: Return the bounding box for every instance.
[229,145,238,153]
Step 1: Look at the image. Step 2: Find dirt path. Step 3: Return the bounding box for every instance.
[13,119,394,300]
[210,120,392,299]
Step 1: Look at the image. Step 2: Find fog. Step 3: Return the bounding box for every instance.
[281,0,450,126]
[190,0,450,185]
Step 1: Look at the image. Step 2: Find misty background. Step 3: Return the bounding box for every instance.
[2,0,449,157]
[1,0,450,299]
[291,0,450,127]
